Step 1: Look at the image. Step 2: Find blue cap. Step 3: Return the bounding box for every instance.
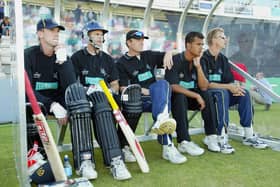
[37,18,65,31]
[84,21,108,34]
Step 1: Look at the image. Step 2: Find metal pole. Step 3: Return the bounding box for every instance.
[54,0,61,23]
[143,0,154,34]
[176,0,194,52]
[15,0,30,186]
[102,0,110,28]
[101,0,110,52]
[201,0,223,36]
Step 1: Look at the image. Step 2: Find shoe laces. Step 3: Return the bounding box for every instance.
[250,136,265,144]
[80,160,94,173]
[111,156,124,168]
[181,141,195,149]
[123,146,132,154]
[168,144,181,156]
[188,141,200,149]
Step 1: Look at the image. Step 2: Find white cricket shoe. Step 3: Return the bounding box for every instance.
[77,160,98,180]
[243,136,268,149]
[122,145,136,162]
[178,140,204,156]
[162,144,187,164]
[203,135,221,152]
[218,135,235,154]
[110,156,132,180]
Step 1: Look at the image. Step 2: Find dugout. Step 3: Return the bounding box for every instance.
[5,0,280,186]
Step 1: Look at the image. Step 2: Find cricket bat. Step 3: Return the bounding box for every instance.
[228,60,280,102]
[99,80,150,173]
[24,71,67,181]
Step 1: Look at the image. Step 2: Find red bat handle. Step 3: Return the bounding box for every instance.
[24,71,41,115]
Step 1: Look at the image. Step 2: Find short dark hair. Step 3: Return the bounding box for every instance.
[185,32,204,44]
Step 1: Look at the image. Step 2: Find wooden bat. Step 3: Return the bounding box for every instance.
[24,71,67,181]
[99,80,150,173]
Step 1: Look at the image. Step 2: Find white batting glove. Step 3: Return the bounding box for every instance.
[50,102,67,119]
[86,85,103,95]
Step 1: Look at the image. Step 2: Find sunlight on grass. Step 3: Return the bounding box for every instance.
[0,104,279,186]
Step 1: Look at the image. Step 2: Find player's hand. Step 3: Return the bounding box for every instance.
[193,51,203,68]
[163,51,173,70]
[141,88,150,96]
[54,45,67,64]
[196,95,205,110]
[230,83,245,96]
[50,102,67,118]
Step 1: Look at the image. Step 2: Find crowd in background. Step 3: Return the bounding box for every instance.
[21,3,280,77]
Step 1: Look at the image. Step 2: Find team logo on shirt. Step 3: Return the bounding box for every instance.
[82,69,89,75]
[138,71,153,82]
[100,68,107,77]
[146,64,151,70]
[179,73,184,78]
[192,72,197,80]
[33,72,41,79]
[132,70,139,77]
[53,72,58,79]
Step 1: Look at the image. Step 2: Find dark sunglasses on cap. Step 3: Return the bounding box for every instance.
[131,31,144,38]
[128,31,148,40]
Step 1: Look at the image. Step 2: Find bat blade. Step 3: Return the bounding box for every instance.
[99,80,150,173]
[24,71,67,181]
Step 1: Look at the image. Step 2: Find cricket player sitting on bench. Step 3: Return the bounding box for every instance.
[116,30,186,164]
[70,21,131,181]
[24,18,76,184]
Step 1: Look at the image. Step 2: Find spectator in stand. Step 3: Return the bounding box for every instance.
[230,31,259,75]
[73,4,82,24]
[0,16,11,37]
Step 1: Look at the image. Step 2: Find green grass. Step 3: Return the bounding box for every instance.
[1,104,280,187]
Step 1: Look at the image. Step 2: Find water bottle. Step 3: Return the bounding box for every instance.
[63,154,72,178]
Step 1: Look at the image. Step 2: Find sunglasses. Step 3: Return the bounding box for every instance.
[130,31,144,38]
[218,36,226,40]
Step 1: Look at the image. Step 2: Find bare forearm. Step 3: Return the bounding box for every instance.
[110,80,119,93]
[196,66,209,91]
[209,82,231,90]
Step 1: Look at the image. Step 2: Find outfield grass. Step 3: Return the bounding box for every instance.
[0,104,279,187]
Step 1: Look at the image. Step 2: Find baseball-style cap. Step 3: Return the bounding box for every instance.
[37,18,65,31]
[85,21,108,34]
[126,30,149,41]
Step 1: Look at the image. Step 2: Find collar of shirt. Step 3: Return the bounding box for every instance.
[83,47,103,57]
[124,52,141,61]
[205,49,223,61]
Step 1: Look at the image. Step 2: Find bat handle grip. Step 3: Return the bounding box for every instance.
[99,80,119,110]
[24,71,41,115]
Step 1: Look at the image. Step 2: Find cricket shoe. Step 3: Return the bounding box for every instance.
[203,135,221,152]
[77,160,98,180]
[122,145,136,162]
[178,140,204,156]
[243,136,268,149]
[110,156,132,180]
[162,144,187,164]
[218,135,235,154]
